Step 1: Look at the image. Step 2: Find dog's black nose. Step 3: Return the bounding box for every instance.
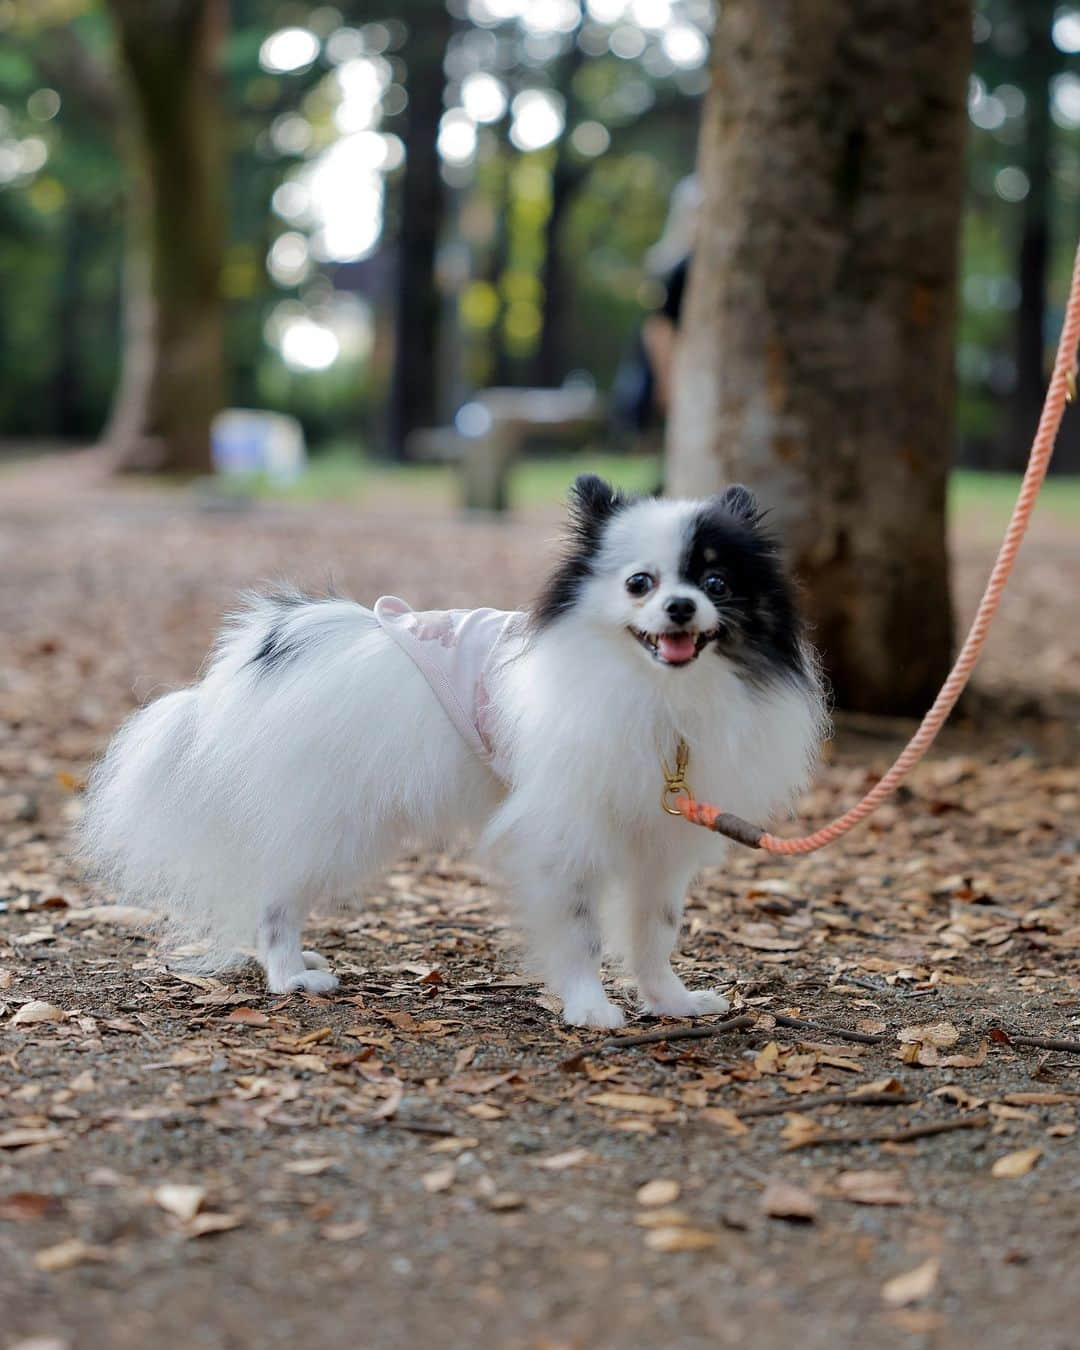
[664,596,697,625]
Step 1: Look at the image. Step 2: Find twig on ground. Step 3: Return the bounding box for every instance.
[372,1118,460,1136]
[993,1030,1080,1055]
[737,1090,917,1119]
[772,1014,887,1046]
[561,1012,754,1067]
[784,1110,991,1151]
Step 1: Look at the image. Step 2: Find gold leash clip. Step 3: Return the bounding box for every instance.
[660,737,692,816]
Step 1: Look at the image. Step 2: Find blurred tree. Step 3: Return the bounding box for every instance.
[103,0,225,475]
[668,1,971,715]
[386,0,454,459]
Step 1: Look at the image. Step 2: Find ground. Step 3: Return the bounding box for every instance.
[1,453,1078,1350]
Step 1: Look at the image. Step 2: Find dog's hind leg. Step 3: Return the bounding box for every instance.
[257,898,339,995]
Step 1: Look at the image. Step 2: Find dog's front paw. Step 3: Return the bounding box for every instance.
[640,987,731,1019]
[301,949,331,971]
[561,994,626,1030]
[283,969,339,995]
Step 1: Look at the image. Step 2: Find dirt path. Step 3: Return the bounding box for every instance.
[1,462,1078,1350]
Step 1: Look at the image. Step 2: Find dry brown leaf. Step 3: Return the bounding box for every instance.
[779,1113,823,1147]
[881,1258,940,1307]
[586,1092,675,1115]
[153,1183,206,1222]
[34,1239,110,1273]
[835,1171,914,1206]
[0,1191,62,1220]
[11,1000,67,1026]
[487,1192,525,1212]
[185,1212,243,1238]
[644,1226,718,1252]
[0,1128,63,1150]
[535,1148,591,1171]
[634,1207,692,1229]
[699,1107,750,1135]
[282,1156,340,1176]
[421,1165,456,1194]
[226,1007,271,1027]
[991,1147,1042,1179]
[897,1022,959,1048]
[761,1180,818,1222]
[322,1221,368,1242]
[636,1178,681,1207]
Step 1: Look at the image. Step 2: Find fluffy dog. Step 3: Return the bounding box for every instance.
[80,477,825,1027]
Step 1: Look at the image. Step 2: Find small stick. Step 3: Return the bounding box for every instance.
[737,1090,917,1119]
[785,1110,991,1151]
[994,1031,1080,1055]
[772,1014,886,1046]
[561,1012,754,1067]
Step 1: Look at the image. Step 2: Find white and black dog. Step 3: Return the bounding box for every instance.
[80,477,826,1028]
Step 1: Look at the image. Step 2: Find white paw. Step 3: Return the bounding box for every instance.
[283,969,339,995]
[561,996,626,1030]
[640,987,731,1018]
[302,950,331,970]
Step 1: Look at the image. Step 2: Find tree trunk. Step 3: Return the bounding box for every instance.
[103,0,225,476]
[667,0,970,715]
[1006,0,1056,472]
[388,0,453,459]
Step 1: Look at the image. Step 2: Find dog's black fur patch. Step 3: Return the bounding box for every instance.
[531,474,632,630]
[248,587,334,675]
[680,486,807,688]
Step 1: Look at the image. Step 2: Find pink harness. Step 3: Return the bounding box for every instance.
[373,596,524,782]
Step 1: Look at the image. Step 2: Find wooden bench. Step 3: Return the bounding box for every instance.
[407,385,605,511]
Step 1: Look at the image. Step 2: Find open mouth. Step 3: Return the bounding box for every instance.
[629,627,718,667]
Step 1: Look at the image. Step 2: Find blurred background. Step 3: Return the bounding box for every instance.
[2,0,1079,719]
[3,0,1080,477]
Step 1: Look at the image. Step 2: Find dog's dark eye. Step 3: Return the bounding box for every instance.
[625,572,655,597]
[702,572,728,598]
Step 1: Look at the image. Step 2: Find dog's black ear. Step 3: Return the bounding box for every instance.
[717,484,762,526]
[569,474,620,524]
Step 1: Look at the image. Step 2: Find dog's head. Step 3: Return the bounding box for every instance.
[532,475,809,688]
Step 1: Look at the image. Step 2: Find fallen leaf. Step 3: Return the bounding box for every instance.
[585,1092,675,1115]
[0,1191,62,1220]
[487,1192,525,1212]
[322,1221,367,1242]
[282,1157,340,1176]
[185,1212,243,1238]
[699,1106,749,1135]
[636,1178,681,1207]
[34,1239,109,1272]
[761,1180,818,1222]
[991,1147,1042,1179]
[11,1001,67,1026]
[421,1165,456,1194]
[0,1128,62,1150]
[881,1258,940,1307]
[835,1171,914,1206]
[226,1007,271,1027]
[153,1184,206,1222]
[644,1226,718,1252]
[779,1113,822,1147]
[897,1022,959,1048]
[536,1148,591,1171]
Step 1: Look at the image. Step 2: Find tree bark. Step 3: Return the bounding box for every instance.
[668,0,970,715]
[388,0,453,459]
[1006,0,1056,472]
[103,0,225,476]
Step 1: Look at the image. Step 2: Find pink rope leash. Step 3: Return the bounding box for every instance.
[676,235,1080,855]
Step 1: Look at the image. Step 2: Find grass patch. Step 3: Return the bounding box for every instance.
[210,449,1080,525]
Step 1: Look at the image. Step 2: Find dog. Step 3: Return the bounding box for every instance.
[80,476,826,1028]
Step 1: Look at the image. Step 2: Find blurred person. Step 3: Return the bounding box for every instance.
[613,176,701,436]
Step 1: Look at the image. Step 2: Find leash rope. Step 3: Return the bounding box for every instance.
[672,235,1080,855]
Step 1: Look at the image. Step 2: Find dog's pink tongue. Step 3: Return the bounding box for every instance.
[658,632,696,664]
